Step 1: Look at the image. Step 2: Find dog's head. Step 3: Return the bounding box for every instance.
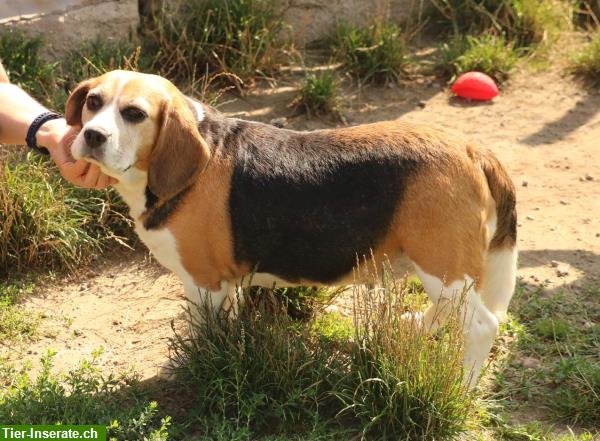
[66,70,210,199]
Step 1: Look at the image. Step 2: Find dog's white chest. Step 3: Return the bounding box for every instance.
[115,177,197,289]
[135,224,196,288]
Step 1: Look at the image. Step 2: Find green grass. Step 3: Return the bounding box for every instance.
[143,0,285,85]
[168,272,473,440]
[334,21,408,84]
[438,34,519,82]
[296,71,338,116]
[0,280,39,341]
[572,31,600,85]
[0,349,171,440]
[0,152,131,276]
[489,282,600,430]
[0,31,59,108]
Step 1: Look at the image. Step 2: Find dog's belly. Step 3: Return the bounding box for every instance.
[245,254,414,289]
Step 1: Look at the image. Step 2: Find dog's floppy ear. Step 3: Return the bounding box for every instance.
[65,79,93,126]
[148,96,211,200]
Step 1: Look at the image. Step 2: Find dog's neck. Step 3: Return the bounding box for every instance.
[113,169,148,221]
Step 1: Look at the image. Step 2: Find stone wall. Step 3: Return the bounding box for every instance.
[0,0,420,59]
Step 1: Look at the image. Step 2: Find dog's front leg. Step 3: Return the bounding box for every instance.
[183,281,243,324]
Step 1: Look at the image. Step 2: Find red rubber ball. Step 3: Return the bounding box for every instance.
[451,72,499,101]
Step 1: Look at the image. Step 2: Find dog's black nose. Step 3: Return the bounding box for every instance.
[84,128,107,149]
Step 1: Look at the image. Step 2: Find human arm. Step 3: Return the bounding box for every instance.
[0,80,116,188]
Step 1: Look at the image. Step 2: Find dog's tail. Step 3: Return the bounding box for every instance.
[477,148,517,321]
[479,148,517,250]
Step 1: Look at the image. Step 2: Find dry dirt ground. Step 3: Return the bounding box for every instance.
[5,63,599,394]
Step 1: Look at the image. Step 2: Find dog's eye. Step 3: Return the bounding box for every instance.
[86,94,103,111]
[121,107,147,123]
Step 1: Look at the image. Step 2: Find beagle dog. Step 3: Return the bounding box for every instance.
[66,70,517,386]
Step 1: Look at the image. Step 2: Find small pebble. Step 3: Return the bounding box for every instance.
[550,260,559,268]
[417,100,427,108]
[585,173,595,181]
[534,207,541,211]
[522,180,529,187]
[526,215,535,220]
[73,329,83,337]
[560,199,568,205]
[544,278,552,284]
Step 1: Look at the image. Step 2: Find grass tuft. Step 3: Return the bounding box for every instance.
[548,357,600,425]
[334,21,408,84]
[0,281,38,341]
[0,31,59,108]
[169,268,473,439]
[430,0,571,46]
[143,0,285,85]
[572,32,600,85]
[0,153,131,276]
[296,71,338,116]
[438,34,519,83]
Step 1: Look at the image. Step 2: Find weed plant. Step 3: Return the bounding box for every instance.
[0,350,171,440]
[334,21,408,84]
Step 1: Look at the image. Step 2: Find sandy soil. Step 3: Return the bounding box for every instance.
[5,62,599,387]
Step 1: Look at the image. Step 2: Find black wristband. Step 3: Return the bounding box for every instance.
[25,111,62,156]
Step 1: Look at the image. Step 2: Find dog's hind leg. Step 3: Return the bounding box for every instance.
[413,264,499,388]
[480,246,517,322]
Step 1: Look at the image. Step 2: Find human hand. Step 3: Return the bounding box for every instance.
[39,118,118,189]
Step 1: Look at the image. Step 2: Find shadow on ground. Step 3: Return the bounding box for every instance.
[520,93,600,146]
